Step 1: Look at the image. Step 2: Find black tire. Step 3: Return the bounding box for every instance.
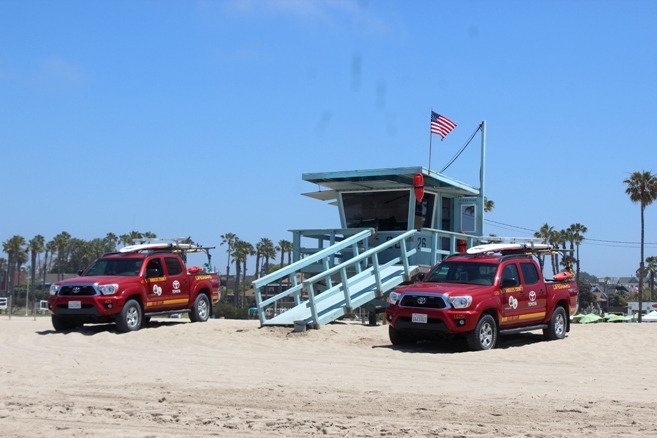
[189,294,210,323]
[51,315,82,331]
[544,306,567,340]
[115,299,142,332]
[389,325,415,346]
[467,314,497,351]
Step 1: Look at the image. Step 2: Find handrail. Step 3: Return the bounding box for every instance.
[301,230,417,327]
[253,228,373,289]
[302,230,417,287]
[254,228,374,325]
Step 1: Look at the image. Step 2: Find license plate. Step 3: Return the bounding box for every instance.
[412,313,428,323]
[68,301,81,309]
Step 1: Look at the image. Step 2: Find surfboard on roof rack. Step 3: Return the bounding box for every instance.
[466,242,552,255]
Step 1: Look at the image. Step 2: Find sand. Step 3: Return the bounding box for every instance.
[1,316,656,437]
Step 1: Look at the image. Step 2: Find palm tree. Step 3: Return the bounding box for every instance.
[548,230,562,275]
[220,232,237,279]
[27,235,45,305]
[534,223,553,272]
[278,239,293,267]
[104,232,119,253]
[241,242,256,306]
[2,235,27,293]
[483,197,495,213]
[646,256,657,301]
[254,241,263,278]
[51,232,71,281]
[259,238,276,275]
[624,171,657,322]
[568,223,588,283]
[42,240,55,286]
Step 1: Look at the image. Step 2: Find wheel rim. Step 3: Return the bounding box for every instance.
[555,313,565,336]
[197,297,209,320]
[126,306,139,328]
[479,321,494,349]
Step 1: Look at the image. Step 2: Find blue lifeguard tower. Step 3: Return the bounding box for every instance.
[254,124,487,328]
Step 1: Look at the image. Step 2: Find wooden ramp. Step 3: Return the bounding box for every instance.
[264,264,417,326]
[254,229,418,328]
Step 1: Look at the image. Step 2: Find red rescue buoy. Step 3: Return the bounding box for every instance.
[414,172,424,202]
[553,271,574,281]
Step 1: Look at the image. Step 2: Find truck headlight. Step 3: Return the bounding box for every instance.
[449,295,472,309]
[387,291,401,305]
[97,283,119,295]
[49,284,60,296]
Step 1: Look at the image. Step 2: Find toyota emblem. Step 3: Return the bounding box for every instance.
[417,296,427,305]
[72,287,81,294]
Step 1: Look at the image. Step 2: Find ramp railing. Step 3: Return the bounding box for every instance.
[302,229,417,328]
[254,228,374,325]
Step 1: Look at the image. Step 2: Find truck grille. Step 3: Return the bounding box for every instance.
[59,285,97,296]
[399,294,447,309]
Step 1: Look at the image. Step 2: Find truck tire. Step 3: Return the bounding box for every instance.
[189,294,210,322]
[51,315,82,331]
[467,314,497,351]
[389,325,415,346]
[115,299,142,332]
[544,306,567,341]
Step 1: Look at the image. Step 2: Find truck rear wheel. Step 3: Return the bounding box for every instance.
[189,294,210,322]
[389,325,415,346]
[116,299,142,332]
[467,314,497,351]
[51,315,82,332]
[544,306,567,340]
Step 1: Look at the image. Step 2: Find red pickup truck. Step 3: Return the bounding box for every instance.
[48,247,220,332]
[385,252,578,350]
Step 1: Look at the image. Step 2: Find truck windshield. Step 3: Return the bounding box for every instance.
[84,258,144,276]
[425,262,498,286]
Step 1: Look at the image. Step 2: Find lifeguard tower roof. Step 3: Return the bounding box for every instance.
[302,166,479,201]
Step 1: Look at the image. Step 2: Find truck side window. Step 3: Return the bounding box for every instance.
[501,264,520,287]
[520,262,540,285]
[146,258,163,277]
[165,257,183,276]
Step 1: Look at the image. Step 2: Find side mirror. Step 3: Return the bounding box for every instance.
[77,269,84,276]
[416,272,425,282]
[501,278,518,289]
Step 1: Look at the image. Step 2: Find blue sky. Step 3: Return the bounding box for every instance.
[1,0,656,277]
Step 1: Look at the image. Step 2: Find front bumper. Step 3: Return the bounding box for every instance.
[48,294,123,317]
[386,306,480,334]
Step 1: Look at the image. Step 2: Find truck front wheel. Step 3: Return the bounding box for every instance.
[116,299,142,332]
[467,314,497,351]
[51,315,82,332]
[189,294,210,322]
[388,325,415,346]
[544,306,567,340]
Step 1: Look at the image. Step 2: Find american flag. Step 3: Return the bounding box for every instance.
[430,111,457,139]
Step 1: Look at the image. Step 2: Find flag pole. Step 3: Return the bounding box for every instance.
[428,109,433,172]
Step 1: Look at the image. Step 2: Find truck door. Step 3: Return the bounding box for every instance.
[144,256,168,311]
[163,256,190,309]
[519,261,547,323]
[499,262,524,327]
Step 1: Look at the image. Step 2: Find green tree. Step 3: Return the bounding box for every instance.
[220,232,237,279]
[42,240,56,285]
[2,235,27,293]
[258,238,276,275]
[568,223,588,283]
[483,197,495,213]
[624,171,657,322]
[646,256,657,301]
[278,239,293,267]
[27,235,45,304]
[534,223,553,272]
[51,232,72,280]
